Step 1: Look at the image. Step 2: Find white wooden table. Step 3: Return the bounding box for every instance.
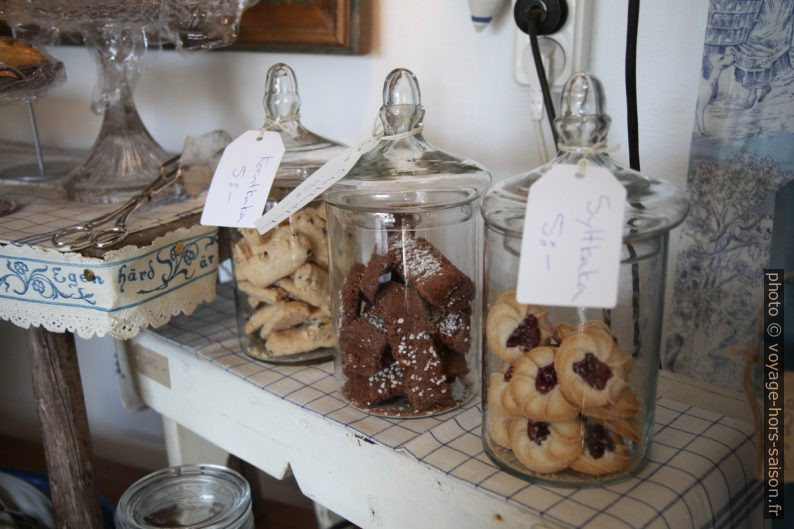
[124,284,764,529]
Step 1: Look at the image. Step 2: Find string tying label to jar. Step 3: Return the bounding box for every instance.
[200,130,285,228]
[253,135,382,234]
[516,163,626,309]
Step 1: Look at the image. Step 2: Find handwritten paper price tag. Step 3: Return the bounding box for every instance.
[254,136,379,234]
[200,131,285,228]
[516,164,627,308]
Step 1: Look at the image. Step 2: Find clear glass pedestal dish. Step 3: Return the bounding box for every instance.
[2,0,254,204]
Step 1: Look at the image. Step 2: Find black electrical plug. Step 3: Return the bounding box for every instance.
[514,0,568,36]
[514,0,569,148]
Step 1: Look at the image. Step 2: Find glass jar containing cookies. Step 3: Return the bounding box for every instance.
[324,68,491,417]
[230,63,344,364]
[481,73,689,485]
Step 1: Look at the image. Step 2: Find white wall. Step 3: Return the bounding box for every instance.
[0,0,708,467]
[0,322,167,469]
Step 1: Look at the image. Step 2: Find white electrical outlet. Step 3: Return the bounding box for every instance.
[514,0,593,91]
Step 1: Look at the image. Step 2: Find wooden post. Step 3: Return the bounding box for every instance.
[27,326,103,529]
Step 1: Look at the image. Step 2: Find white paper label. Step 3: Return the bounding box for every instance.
[254,136,380,234]
[516,163,627,308]
[200,131,285,228]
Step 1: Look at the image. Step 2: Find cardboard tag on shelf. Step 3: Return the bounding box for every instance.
[516,163,627,308]
[200,130,285,228]
[254,136,379,234]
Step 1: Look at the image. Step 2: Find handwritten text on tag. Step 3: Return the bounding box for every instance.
[254,136,379,234]
[516,164,627,308]
[200,131,285,228]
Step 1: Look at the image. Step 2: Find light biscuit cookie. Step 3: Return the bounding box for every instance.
[232,241,251,282]
[244,301,315,337]
[292,208,329,268]
[264,319,336,356]
[278,263,331,315]
[509,346,579,422]
[570,418,630,475]
[242,232,311,288]
[247,297,261,310]
[486,291,554,364]
[509,417,583,474]
[238,227,270,251]
[236,280,289,304]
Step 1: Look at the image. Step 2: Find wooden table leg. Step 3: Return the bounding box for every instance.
[27,326,103,529]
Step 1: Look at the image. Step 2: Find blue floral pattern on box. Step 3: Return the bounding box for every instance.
[0,232,218,313]
[119,235,217,295]
[666,0,794,389]
[0,260,98,305]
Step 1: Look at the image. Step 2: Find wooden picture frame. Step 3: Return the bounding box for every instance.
[0,0,371,55]
[232,0,371,54]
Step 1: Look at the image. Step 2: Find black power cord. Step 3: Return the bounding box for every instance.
[527,8,560,147]
[625,0,643,360]
[626,0,641,171]
[514,0,568,148]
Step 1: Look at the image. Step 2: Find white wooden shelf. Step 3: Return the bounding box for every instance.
[125,290,762,529]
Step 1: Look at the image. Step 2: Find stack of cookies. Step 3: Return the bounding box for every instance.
[232,206,335,360]
[486,291,641,476]
[339,235,474,414]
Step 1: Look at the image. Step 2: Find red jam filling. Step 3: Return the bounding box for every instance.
[572,352,613,389]
[527,419,551,446]
[503,365,514,382]
[506,313,540,351]
[534,364,557,394]
[583,418,615,459]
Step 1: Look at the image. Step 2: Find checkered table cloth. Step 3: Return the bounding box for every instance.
[0,181,205,248]
[147,284,762,529]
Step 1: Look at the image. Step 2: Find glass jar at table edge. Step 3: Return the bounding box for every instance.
[230,63,345,365]
[115,464,254,529]
[323,68,492,418]
[480,72,690,486]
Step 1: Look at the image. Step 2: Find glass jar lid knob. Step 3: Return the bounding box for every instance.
[555,72,611,148]
[379,68,425,135]
[264,63,301,124]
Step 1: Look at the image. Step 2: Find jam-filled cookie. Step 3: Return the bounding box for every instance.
[487,367,522,417]
[508,346,579,422]
[583,387,641,442]
[486,291,554,363]
[488,412,513,449]
[555,330,630,408]
[509,417,582,474]
[571,418,630,475]
[555,320,612,341]
[582,386,640,419]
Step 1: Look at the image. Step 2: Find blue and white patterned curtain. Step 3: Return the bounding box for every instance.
[666,0,794,389]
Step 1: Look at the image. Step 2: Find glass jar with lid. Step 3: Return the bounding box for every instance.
[481,73,689,485]
[115,464,253,529]
[230,63,345,364]
[324,68,491,417]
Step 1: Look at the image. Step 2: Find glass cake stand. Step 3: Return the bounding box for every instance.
[2,1,255,204]
[0,36,68,214]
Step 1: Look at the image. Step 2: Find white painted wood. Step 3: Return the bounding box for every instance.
[129,333,560,529]
[657,369,755,424]
[128,332,753,529]
[162,416,229,467]
[114,338,148,412]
